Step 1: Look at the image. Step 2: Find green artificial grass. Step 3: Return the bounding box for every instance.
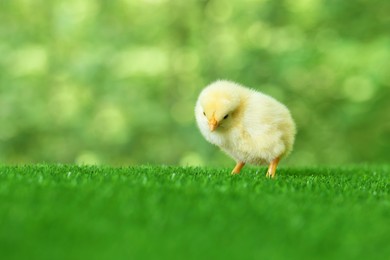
[0,165,389,260]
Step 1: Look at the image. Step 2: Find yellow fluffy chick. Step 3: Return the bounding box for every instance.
[195,80,296,178]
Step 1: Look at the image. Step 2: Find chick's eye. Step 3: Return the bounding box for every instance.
[223,114,229,119]
[203,112,206,116]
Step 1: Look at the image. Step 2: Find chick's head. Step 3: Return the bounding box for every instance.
[196,82,242,132]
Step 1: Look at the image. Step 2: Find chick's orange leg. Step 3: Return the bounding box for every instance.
[231,162,245,174]
[266,157,280,178]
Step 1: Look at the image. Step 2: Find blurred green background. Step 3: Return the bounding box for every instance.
[0,0,389,166]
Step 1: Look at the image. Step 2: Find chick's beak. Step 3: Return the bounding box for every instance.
[209,117,219,132]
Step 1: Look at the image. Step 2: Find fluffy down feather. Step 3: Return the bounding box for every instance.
[195,80,296,177]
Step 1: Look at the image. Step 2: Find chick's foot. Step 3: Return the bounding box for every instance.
[266,157,280,178]
[231,162,245,174]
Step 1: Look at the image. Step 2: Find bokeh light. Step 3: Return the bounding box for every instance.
[0,0,389,166]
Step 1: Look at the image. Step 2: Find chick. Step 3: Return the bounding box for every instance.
[195,80,296,178]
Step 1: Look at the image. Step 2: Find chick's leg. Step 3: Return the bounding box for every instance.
[231,162,245,174]
[266,157,280,178]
